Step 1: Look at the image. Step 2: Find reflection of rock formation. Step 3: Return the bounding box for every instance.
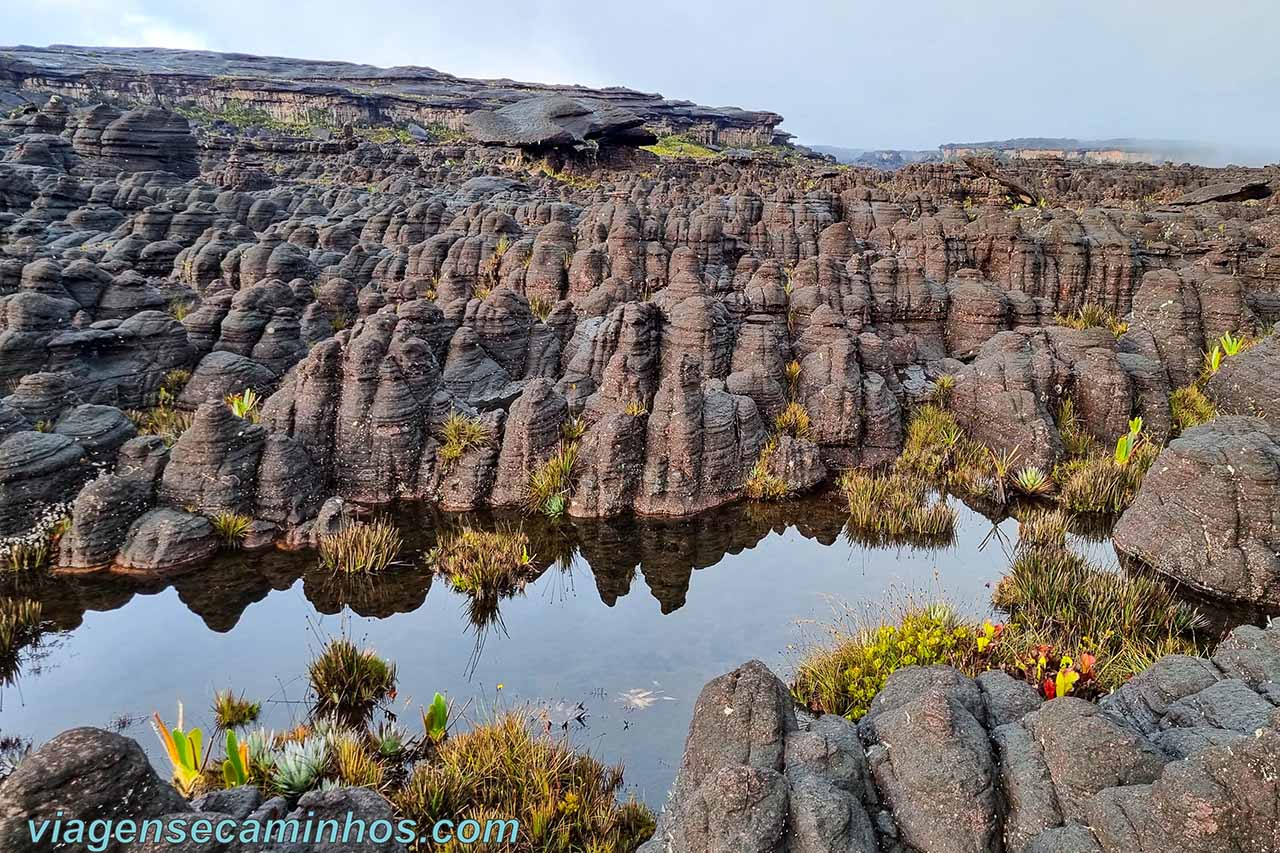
[1,494,854,645]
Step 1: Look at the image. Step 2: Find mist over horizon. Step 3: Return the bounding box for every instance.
[5,0,1279,165]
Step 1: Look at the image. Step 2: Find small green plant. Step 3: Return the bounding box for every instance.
[624,399,648,417]
[222,730,250,787]
[1013,466,1053,496]
[993,543,1206,689]
[126,406,194,446]
[272,736,329,797]
[330,729,385,789]
[308,638,397,726]
[152,705,210,797]
[1203,345,1223,376]
[210,511,252,548]
[1053,304,1128,337]
[784,360,802,400]
[212,689,261,730]
[774,402,811,439]
[931,373,956,405]
[423,692,449,743]
[225,388,261,422]
[318,519,402,574]
[168,299,195,322]
[1055,399,1094,458]
[791,602,985,720]
[1219,331,1245,356]
[439,411,490,464]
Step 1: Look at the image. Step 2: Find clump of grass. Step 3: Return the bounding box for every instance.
[330,729,386,790]
[212,689,261,730]
[1170,385,1217,433]
[992,543,1206,689]
[744,437,790,501]
[428,526,535,600]
[318,519,402,574]
[840,469,956,546]
[774,401,811,439]
[898,404,968,480]
[439,411,490,465]
[393,710,655,852]
[308,638,397,726]
[527,442,579,517]
[168,299,195,322]
[624,399,648,417]
[126,406,194,446]
[210,511,251,548]
[1016,507,1069,550]
[528,294,555,323]
[1055,399,1095,458]
[930,373,956,405]
[1053,303,1128,337]
[784,359,802,400]
[791,601,986,720]
[1056,441,1158,514]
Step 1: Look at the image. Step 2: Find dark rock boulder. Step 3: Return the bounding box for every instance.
[1114,415,1280,605]
[116,507,219,573]
[1205,329,1280,424]
[466,95,654,149]
[0,430,87,536]
[0,728,188,853]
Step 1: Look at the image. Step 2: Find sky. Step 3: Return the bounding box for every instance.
[8,0,1280,158]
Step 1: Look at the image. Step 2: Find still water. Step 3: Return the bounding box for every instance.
[1,495,1021,803]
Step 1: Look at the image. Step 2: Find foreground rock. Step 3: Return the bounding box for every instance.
[643,627,1280,853]
[1114,415,1280,606]
[0,729,407,852]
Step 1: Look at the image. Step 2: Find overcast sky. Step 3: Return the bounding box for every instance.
[8,0,1279,156]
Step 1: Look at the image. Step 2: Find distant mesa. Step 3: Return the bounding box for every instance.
[816,137,1276,169]
[0,44,786,151]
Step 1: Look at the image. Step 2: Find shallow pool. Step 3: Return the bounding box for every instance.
[1,494,1022,803]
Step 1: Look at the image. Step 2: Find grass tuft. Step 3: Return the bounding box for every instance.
[308,638,397,727]
[774,402,811,439]
[318,519,402,575]
[212,689,261,730]
[992,543,1206,689]
[439,411,490,465]
[210,511,252,548]
[1053,304,1128,337]
[527,442,579,517]
[840,469,956,546]
[428,526,535,601]
[792,601,984,720]
[744,437,790,501]
[1170,385,1218,433]
[393,709,654,851]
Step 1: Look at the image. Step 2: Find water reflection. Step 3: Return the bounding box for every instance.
[6,493,859,636]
